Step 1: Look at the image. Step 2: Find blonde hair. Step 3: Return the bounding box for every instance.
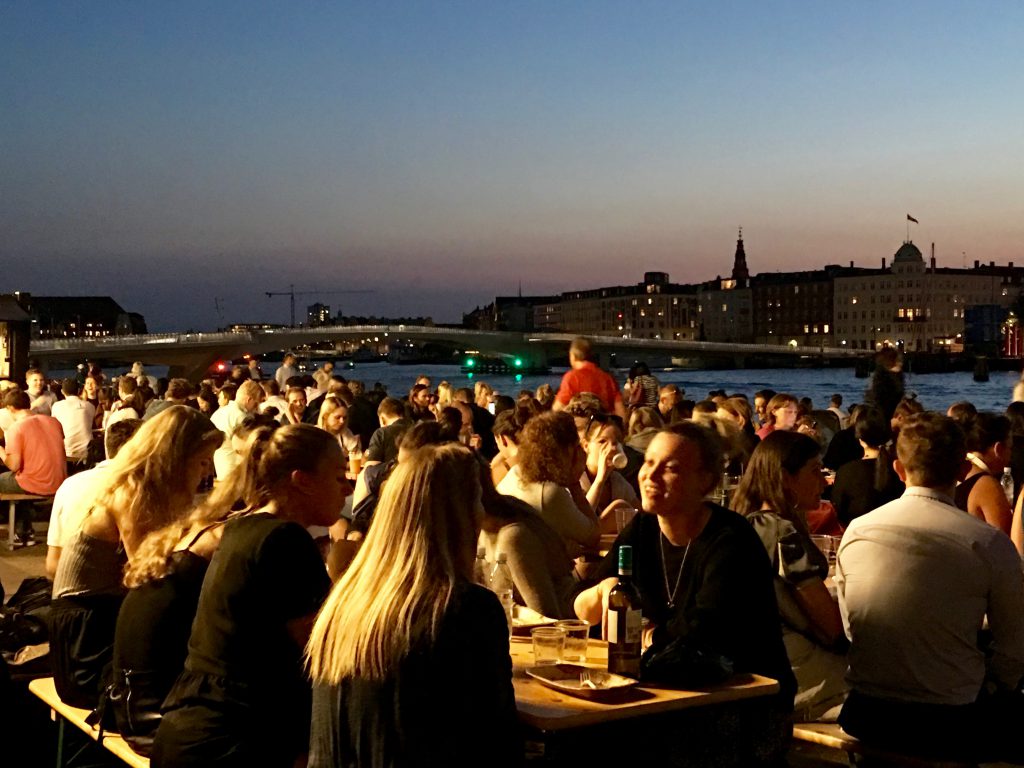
[124,423,276,588]
[96,406,222,546]
[435,381,453,410]
[317,395,344,431]
[307,444,482,684]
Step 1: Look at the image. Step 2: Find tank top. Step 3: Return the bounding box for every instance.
[954,472,986,513]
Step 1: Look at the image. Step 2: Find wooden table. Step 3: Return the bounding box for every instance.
[511,638,783,766]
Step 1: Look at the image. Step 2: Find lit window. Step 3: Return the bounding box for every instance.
[824,324,830,333]
[722,304,728,312]
[804,324,810,333]
[851,297,858,305]
[648,298,653,305]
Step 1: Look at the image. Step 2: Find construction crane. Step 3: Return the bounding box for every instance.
[265,284,375,327]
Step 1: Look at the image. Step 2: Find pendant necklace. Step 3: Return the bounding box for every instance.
[659,532,689,609]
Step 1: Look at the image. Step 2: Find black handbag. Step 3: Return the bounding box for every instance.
[639,637,734,688]
[92,668,162,756]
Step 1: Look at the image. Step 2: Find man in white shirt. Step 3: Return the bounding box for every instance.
[45,418,141,578]
[210,380,263,480]
[836,412,1024,762]
[26,368,57,416]
[275,353,299,390]
[827,394,849,429]
[50,378,96,462]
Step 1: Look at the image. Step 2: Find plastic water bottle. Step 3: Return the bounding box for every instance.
[489,553,514,635]
[474,546,490,589]
[1001,468,1015,505]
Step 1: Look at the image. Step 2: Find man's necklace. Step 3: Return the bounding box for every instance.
[659,532,689,609]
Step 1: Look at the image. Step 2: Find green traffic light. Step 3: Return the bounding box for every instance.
[513,357,523,368]
[466,358,476,367]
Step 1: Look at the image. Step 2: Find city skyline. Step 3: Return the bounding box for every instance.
[4,2,1023,331]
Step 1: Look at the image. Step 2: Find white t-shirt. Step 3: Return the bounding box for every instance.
[51,396,97,460]
[47,462,110,548]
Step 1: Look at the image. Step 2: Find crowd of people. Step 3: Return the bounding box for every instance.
[2,337,1024,765]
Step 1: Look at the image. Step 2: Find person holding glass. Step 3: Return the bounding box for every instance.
[732,431,849,722]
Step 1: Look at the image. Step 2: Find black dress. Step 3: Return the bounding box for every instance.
[152,515,330,768]
[308,581,522,768]
[831,458,905,526]
[111,550,209,749]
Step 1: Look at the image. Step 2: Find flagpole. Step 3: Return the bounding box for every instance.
[906,217,910,242]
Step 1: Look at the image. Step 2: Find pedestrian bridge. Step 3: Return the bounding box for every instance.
[29,325,864,381]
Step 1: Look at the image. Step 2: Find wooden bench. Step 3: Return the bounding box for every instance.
[28,676,149,768]
[1,492,52,550]
[791,722,1015,767]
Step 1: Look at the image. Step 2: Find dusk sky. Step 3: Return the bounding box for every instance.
[3,2,1024,331]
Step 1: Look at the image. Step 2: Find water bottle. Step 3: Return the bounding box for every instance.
[474,546,490,588]
[1001,467,1015,505]
[489,553,514,635]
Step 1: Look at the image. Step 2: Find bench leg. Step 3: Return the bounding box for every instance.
[56,716,66,768]
[8,500,15,551]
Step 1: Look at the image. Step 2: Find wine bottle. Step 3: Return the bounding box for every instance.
[607,544,642,678]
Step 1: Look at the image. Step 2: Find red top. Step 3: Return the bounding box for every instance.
[5,414,67,495]
[555,362,623,412]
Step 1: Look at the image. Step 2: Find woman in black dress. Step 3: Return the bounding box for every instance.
[152,425,353,768]
[306,443,521,768]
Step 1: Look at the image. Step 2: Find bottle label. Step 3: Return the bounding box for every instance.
[608,608,642,644]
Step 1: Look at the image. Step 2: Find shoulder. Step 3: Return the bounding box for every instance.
[701,505,769,555]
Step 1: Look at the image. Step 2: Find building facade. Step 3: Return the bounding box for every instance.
[834,242,1021,352]
[19,295,146,339]
[556,272,699,341]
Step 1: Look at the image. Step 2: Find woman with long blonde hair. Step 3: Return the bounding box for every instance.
[153,424,351,768]
[49,406,222,709]
[111,421,275,752]
[307,443,520,767]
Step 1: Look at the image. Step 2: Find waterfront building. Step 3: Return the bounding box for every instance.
[464,295,560,332]
[833,242,1024,352]
[18,294,146,339]
[553,272,699,341]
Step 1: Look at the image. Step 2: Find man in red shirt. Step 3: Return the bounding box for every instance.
[552,337,627,420]
[0,389,67,545]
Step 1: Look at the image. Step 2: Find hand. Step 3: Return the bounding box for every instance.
[468,433,482,451]
[595,441,616,481]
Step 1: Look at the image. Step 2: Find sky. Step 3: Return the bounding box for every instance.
[3,1,1024,331]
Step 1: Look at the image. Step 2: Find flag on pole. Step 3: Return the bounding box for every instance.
[907,214,919,224]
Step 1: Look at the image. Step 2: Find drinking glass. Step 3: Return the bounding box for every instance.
[531,627,565,665]
[554,619,590,663]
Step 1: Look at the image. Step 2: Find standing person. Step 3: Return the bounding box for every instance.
[731,431,848,722]
[827,395,849,429]
[755,393,799,440]
[552,337,627,420]
[153,426,348,768]
[247,358,262,381]
[837,413,1024,763]
[51,378,96,465]
[307,443,521,768]
[627,362,660,409]
[574,424,795,765]
[0,389,67,545]
[275,353,299,390]
[864,347,904,422]
[831,408,904,527]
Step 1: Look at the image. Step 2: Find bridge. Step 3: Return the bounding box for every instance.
[29,325,865,381]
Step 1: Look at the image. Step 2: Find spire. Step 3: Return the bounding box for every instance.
[731,227,750,283]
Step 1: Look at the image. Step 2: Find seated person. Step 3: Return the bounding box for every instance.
[732,431,849,722]
[307,444,521,767]
[837,413,1024,763]
[575,423,795,765]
